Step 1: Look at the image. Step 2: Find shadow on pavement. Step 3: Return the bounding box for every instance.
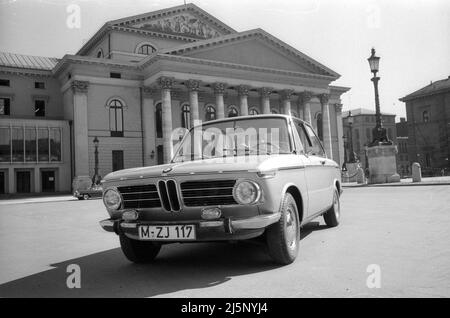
[0,222,326,298]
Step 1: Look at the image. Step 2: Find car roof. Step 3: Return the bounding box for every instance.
[193,114,308,127]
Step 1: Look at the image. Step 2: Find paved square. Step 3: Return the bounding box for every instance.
[0,185,449,297]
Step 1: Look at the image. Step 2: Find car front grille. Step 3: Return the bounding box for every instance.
[180,180,237,207]
[117,184,161,209]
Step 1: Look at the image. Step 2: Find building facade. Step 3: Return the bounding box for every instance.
[0,4,349,194]
[342,108,397,170]
[399,76,450,173]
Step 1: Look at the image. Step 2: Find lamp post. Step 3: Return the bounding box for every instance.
[367,48,391,146]
[92,137,100,186]
[347,111,357,162]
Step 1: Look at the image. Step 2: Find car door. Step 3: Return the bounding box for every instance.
[300,123,334,215]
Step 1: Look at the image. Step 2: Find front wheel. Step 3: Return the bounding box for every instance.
[323,188,340,227]
[266,193,300,265]
[119,233,162,263]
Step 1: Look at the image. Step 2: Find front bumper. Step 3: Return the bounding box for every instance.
[100,213,281,241]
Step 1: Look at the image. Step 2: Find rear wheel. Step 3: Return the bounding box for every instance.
[323,188,340,227]
[119,233,161,263]
[83,194,90,200]
[266,193,300,265]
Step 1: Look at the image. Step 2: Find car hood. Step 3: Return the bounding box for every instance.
[102,154,302,182]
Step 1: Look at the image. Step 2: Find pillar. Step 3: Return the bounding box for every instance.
[335,103,344,167]
[158,77,174,163]
[299,91,314,125]
[214,82,226,119]
[320,94,333,159]
[186,79,200,127]
[142,86,156,167]
[238,85,249,116]
[281,89,294,115]
[72,80,90,177]
[260,87,272,114]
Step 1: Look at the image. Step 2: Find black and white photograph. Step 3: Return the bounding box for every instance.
[0,0,449,302]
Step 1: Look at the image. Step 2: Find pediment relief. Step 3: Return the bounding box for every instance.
[127,13,224,39]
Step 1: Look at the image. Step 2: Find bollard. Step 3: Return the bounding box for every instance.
[356,167,366,184]
[412,162,422,182]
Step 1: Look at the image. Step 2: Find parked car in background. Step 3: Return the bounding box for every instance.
[74,185,103,200]
[99,115,342,265]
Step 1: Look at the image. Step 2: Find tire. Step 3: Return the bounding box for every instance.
[323,188,340,227]
[77,197,84,200]
[119,233,161,263]
[83,194,90,200]
[266,193,300,265]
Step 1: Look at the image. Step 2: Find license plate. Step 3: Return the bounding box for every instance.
[139,225,196,240]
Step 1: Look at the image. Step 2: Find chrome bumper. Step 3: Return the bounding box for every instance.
[99,213,281,234]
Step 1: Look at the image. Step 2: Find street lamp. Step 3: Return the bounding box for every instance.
[367,48,391,147]
[92,137,101,185]
[347,111,357,163]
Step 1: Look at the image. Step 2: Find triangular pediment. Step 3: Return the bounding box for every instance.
[109,4,235,40]
[163,29,340,78]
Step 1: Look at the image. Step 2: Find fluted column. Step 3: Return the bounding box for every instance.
[281,89,294,115]
[320,94,333,159]
[142,86,156,166]
[238,85,249,116]
[335,103,344,166]
[260,87,272,114]
[299,91,314,124]
[158,77,174,163]
[71,80,89,177]
[186,79,200,127]
[214,82,226,119]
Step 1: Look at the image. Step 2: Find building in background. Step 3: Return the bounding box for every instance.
[342,108,397,170]
[0,3,349,194]
[396,117,409,177]
[399,76,450,175]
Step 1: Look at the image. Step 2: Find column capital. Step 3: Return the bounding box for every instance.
[334,103,343,113]
[319,93,330,105]
[158,76,174,90]
[237,85,250,97]
[281,89,294,101]
[299,91,314,104]
[185,79,201,92]
[259,87,273,98]
[71,80,89,93]
[213,82,226,95]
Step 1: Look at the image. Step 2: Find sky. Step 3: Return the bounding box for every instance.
[0,0,449,121]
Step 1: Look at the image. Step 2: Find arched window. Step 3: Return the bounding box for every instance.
[271,109,279,114]
[181,104,191,129]
[96,49,103,58]
[249,108,259,116]
[422,111,430,123]
[228,106,238,118]
[108,99,124,137]
[155,103,163,138]
[137,44,156,55]
[316,113,323,141]
[205,105,216,121]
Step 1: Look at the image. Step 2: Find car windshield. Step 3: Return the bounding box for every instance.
[172,117,292,162]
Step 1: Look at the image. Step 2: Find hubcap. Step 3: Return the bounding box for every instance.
[334,192,340,219]
[285,206,297,250]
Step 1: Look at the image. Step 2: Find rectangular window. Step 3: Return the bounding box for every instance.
[112,150,124,171]
[50,128,61,162]
[12,127,24,162]
[110,72,121,79]
[0,127,11,162]
[35,100,45,117]
[38,128,49,161]
[0,98,10,115]
[0,79,10,86]
[35,82,45,89]
[25,128,37,162]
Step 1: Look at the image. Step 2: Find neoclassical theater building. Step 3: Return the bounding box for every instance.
[0,3,349,194]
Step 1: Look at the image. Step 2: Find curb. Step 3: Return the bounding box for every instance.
[343,182,450,188]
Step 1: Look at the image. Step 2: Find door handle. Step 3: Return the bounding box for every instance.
[320,160,326,165]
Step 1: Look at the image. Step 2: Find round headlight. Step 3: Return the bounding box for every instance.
[233,180,261,205]
[103,188,122,210]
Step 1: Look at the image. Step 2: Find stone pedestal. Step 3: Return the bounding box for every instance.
[367,145,401,184]
[412,162,422,182]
